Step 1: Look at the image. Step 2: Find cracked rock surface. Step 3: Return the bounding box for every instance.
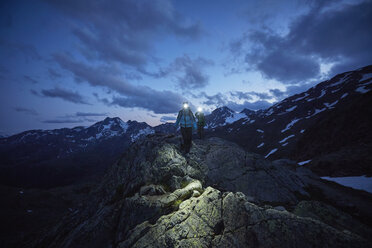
[36,134,372,248]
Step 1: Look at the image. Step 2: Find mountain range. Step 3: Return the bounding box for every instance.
[0,65,371,188]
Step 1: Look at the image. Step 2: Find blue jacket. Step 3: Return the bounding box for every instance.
[175,108,197,129]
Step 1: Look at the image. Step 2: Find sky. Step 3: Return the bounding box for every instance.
[0,0,371,134]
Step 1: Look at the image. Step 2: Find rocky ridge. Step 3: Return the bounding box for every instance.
[35,134,372,248]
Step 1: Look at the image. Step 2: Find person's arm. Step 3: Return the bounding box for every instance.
[175,111,181,127]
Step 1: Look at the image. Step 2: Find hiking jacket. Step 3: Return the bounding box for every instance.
[175,109,197,129]
[195,112,206,127]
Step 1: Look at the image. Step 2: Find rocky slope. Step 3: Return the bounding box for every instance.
[33,134,372,248]
[208,65,372,176]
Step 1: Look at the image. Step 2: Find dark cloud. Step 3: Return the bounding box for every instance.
[199,92,227,106]
[0,39,41,62]
[111,89,184,114]
[43,112,107,124]
[174,55,212,90]
[46,0,202,68]
[14,107,38,115]
[42,119,86,124]
[141,55,213,90]
[199,91,273,111]
[226,100,272,111]
[54,54,185,114]
[160,116,176,123]
[23,75,38,84]
[269,89,286,98]
[48,68,62,79]
[40,86,90,104]
[75,112,108,117]
[236,0,372,83]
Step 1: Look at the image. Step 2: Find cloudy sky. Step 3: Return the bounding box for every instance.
[0,0,371,134]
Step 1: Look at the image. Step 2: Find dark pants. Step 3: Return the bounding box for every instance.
[181,127,192,153]
[197,125,204,139]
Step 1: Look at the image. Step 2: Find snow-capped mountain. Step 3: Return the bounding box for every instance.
[1,65,371,187]
[209,65,372,176]
[0,117,154,188]
[205,106,248,129]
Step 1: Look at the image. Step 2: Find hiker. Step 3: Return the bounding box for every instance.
[195,107,205,139]
[175,102,197,153]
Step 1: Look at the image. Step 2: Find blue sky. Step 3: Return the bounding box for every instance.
[0,0,371,134]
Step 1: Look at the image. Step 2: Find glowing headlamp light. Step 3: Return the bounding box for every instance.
[183,103,189,109]
[197,107,202,112]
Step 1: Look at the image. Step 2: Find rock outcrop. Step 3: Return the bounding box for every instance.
[36,134,372,248]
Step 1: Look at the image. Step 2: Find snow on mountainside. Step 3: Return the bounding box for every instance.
[208,65,372,176]
[0,117,155,188]
[205,106,251,129]
[1,65,371,187]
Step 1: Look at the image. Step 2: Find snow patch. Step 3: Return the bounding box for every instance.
[131,127,154,142]
[300,129,305,133]
[267,119,275,124]
[321,176,372,194]
[317,89,326,99]
[265,108,274,116]
[256,129,264,133]
[324,100,338,109]
[327,73,351,88]
[281,118,301,133]
[293,93,309,102]
[298,160,311,166]
[265,148,278,159]
[306,107,327,119]
[285,105,297,112]
[355,86,371,94]
[257,142,264,148]
[225,112,247,124]
[281,142,288,147]
[279,134,295,143]
[341,93,348,99]
[360,73,372,82]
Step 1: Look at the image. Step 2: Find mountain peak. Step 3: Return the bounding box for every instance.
[213,106,234,113]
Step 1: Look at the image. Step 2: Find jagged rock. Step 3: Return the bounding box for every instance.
[293,200,372,241]
[36,134,372,248]
[139,184,166,196]
[119,187,367,248]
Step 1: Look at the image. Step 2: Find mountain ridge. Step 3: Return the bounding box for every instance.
[1,65,371,188]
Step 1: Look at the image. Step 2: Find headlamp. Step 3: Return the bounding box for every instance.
[197,107,202,112]
[183,103,189,109]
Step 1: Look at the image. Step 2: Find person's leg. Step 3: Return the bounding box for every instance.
[185,127,192,152]
[180,127,186,151]
[197,125,202,139]
[200,126,204,139]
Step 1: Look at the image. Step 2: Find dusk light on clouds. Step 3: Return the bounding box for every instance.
[1,0,371,134]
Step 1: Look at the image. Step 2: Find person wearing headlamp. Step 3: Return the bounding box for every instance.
[175,102,197,153]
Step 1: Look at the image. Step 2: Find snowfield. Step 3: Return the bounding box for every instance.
[321,176,372,194]
[225,112,247,125]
